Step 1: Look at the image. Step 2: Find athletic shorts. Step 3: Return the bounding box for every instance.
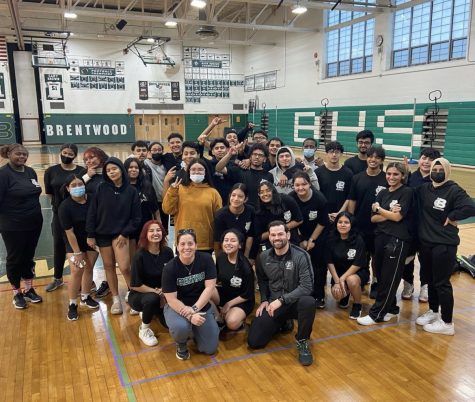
[96,234,120,248]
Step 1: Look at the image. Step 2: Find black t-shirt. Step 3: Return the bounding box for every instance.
[291,190,329,239]
[344,156,368,175]
[85,174,104,196]
[44,164,86,213]
[214,205,255,242]
[58,197,90,251]
[130,247,174,289]
[162,251,217,309]
[216,252,255,305]
[226,167,273,208]
[315,165,353,213]
[373,185,413,241]
[0,164,42,231]
[326,234,368,276]
[348,171,387,235]
[205,158,234,204]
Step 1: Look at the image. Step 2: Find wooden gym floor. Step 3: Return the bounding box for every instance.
[0,144,474,401]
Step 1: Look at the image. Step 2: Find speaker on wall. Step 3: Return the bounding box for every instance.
[116,19,128,30]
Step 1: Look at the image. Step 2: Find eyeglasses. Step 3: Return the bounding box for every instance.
[178,228,195,235]
[253,136,267,141]
[251,153,266,158]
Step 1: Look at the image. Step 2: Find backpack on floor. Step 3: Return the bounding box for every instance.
[457,255,475,279]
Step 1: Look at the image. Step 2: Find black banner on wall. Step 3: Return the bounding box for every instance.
[139,81,148,100]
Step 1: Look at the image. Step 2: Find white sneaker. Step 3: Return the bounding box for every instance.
[111,300,123,315]
[357,315,378,326]
[139,327,159,346]
[418,284,429,303]
[416,309,439,326]
[423,319,455,336]
[383,313,399,322]
[130,308,139,316]
[401,281,414,300]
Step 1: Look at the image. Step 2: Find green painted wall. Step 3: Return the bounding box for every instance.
[0,114,16,144]
[249,101,475,166]
[185,113,248,141]
[43,114,135,144]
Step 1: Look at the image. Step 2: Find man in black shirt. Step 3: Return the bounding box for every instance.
[347,146,387,298]
[215,143,273,208]
[344,130,375,174]
[248,221,316,366]
[162,133,184,171]
[316,141,353,222]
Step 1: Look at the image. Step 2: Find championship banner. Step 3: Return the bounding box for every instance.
[45,74,64,100]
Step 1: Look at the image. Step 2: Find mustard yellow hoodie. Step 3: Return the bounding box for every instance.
[162,183,222,250]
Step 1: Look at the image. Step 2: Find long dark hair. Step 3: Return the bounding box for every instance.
[257,181,284,215]
[184,158,214,187]
[330,211,358,243]
[227,183,248,205]
[124,157,152,192]
[292,171,319,194]
[60,174,86,199]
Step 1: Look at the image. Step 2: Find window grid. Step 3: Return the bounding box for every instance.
[392,0,469,68]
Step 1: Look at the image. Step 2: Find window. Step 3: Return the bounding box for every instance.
[326,1,375,78]
[392,0,470,68]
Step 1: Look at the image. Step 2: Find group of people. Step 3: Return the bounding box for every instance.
[1,120,474,367]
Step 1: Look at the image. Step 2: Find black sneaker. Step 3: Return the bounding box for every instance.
[315,298,326,309]
[23,288,43,303]
[369,283,378,299]
[338,294,350,309]
[80,295,99,309]
[67,304,79,321]
[13,293,27,309]
[349,303,362,320]
[175,343,190,360]
[280,319,294,334]
[95,281,110,298]
[296,339,313,366]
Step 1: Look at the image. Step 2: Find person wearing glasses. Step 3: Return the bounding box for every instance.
[162,228,219,360]
[344,130,375,175]
[215,143,273,208]
[162,158,222,253]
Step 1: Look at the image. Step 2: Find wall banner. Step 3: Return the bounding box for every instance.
[45,74,64,100]
[0,73,5,99]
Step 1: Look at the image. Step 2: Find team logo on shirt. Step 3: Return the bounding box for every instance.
[389,200,398,209]
[375,186,386,196]
[230,276,243,288]
[283,210,292,222]
[433,197,447,211]
[245,221,251,232]
[347,249,356,259]
[285,261,294,270]
[308,210,318,220]
[177,272,205,286]
[31,179,41,187]
[336,181,345,191]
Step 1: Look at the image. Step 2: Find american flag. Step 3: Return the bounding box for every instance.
[0,36,8,63]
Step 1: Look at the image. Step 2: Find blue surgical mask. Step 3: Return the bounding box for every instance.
[70,186,86,197]
[303,149,315,158]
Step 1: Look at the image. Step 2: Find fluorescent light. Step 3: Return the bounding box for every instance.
[190,0,206,9]
[165,20,178,28]
[147,37,155,43]
[64,12,78,19]
[292,4,307,14]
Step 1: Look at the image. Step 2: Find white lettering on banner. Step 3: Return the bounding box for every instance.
[103,125,110,135]
[112,125,118,135]
[75,125,82,136]
[46,125,54,136]
[66,125,72,136]
[120,124,127,135]
[93,125,101,135]
[85,125,91,135]
[56,125,63,136]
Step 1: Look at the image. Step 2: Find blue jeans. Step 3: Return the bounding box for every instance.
[164,304,219,355]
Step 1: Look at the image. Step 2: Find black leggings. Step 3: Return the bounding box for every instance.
[52,213,66,279]
[418,244,456,323]
[1,225,42,289]
[128,291,167,327]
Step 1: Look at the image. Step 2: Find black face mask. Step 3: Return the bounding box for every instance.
[151,153,162,162]
[431,171,445,183]
[61,155,74,165]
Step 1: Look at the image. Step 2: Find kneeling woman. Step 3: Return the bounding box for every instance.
[59,175,100,320]
[129,220,174,346]
[326,212,369,320]
[212,229,255,330]
[358,162,414,325]
[162,229,219,360]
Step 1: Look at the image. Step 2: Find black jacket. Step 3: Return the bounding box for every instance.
[86,157,141,238]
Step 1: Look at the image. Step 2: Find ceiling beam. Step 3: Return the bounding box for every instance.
[7,0,25,50]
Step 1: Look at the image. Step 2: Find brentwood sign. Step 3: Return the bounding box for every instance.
[43,114,135,144]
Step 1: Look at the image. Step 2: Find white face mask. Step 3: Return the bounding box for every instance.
[190,174,205,183]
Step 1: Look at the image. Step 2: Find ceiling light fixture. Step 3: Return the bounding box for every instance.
[165,20,178,28]
[147,37,155,43]
[292,3,308,14]
[64,11,78,19]
[190,0,207,9]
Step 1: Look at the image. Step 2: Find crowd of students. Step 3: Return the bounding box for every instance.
[1,120,474,367]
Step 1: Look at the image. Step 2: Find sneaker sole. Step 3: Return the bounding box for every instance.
[175,352,190,360]
[141,339,159,347]
[80,301,100,309]
[67,315,79,321]
[339,304,349,309]
[24,297,43,303]
[423,327,454,336]
[12,301,27,309]
[349,314,361,320]
[401,294,413,300]
[418,298,428,303]
[46,283,64,292]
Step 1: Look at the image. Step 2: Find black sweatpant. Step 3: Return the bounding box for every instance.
[128,291,167,327]
[369,234,408,322]
[1,225,42,289]
[402,241,428,286]
[157,202,169,230]
[418,244,456,323]
[52,212,66,279]
[309,245,327,300]
[247,296,316,349]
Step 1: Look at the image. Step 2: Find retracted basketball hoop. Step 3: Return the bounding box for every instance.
[123,36,175,67]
